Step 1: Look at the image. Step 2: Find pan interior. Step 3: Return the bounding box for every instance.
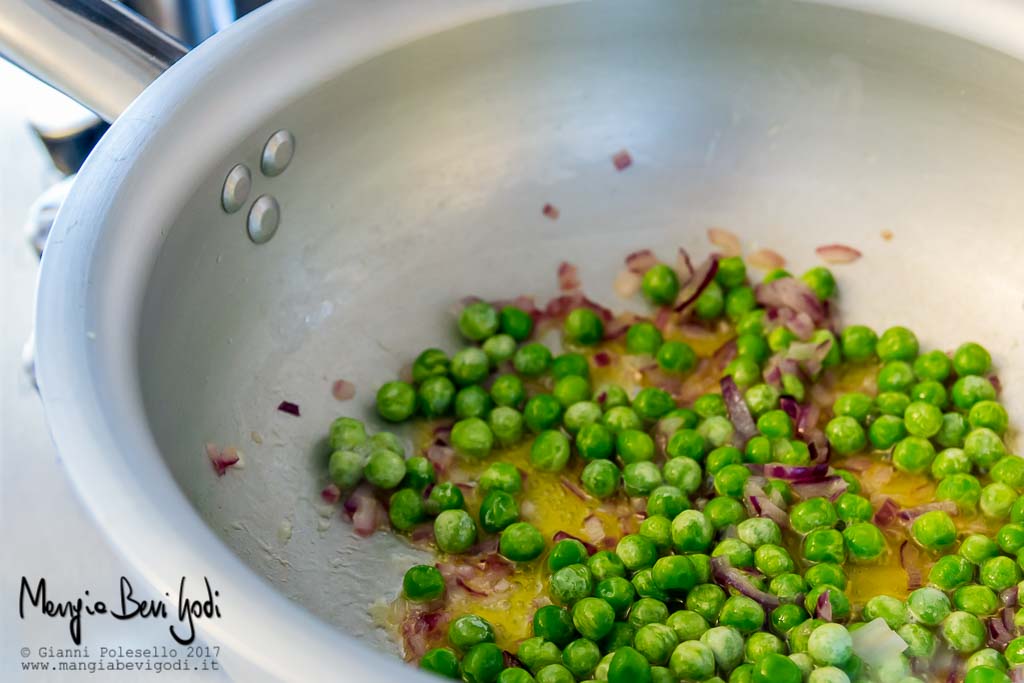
[138,0,1024,651]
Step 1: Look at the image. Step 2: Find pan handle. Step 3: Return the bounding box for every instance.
[0,0,190,121]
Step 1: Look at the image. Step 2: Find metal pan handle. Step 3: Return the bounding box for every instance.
[0,0,190,121]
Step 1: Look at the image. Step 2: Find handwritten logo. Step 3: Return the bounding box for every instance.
[19,577,222,645]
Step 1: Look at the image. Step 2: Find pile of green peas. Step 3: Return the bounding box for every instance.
[317,251,1022,683]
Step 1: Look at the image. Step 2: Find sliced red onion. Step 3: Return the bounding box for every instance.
[206,443,240,476]
[544,293,614,322]
[613,269,643,298]
[433,423,453,443]
[707,227,741,257]
[785,338,833,378]
[988,611,1015,649]
[840,456,873,472]
[675,248,695,282]
[797,403,821,438]
[400,608,448,660]
[816,588,834,622]
[1003,586,1020,608]
[542,203,560,220]
[583,515,606,545]
[321,484,341,505]
[763,462,830,483]
[896,500,959,521]
[1013,665,1024,683]
[560,476,592,501]
[674,256,720,312]
[873,497,901,526]
[347,483,383,537]
[630,497,648,515]
[807,439,830,466]
[816,244,862,264]
[850,618,909,668]
[755,278,827,324]
[553,530,598,555]
[711,556,781,608]
[790,476,848,501]
[603,314,635,340]
[425,444,455,474]
[503,651,526,670]
[410,523,435,543]
[900,541,923,590]
[277,400,301,416]
[721,375,757,446]
[558,261,581,292]
[653,307,673,331]
[332,379,356,401]
[990,375,1003,396]
[593,351,613,367]
[747,248,786,271]
[625,249,658,274]
[743,480,790,529]
[612,149,633,171]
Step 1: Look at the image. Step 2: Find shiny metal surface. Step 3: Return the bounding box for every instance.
[260,129,295,177]
[246,193,279,243]
[0,0,187,120]
[221,162,252,213]
[125,0,235,45]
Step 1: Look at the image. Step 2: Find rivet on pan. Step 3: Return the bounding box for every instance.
[247,195,280,244]
[221,163,251,213]
[260,129,295,177]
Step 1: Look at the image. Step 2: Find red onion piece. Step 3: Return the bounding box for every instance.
[544,293,614,322]
[613,269,643,298]
[400,608,449,661]
[593,351,613,368]
[675,248,695,282]
[347,484,383,537]
[711,556,781,608]
[674,256,720,312]
[990,375,1003,395]
[332,379,356,401]
[763,462,830,483]
[583,515,606,545]
[755,278,827,324]
[206,443,240,476]
[1003,586,1020,608]
[707,227,741,257]
[410,523,435,543]
[896,500,959,521]
[900,541,923,590]
[612,149,633,171]
[625,249,658,274]
[321,484,341,505]
[816,588,834,622]
[721,375,757,446]
[425,444,455,474]
[277,400,301,416]
[503,651,526,670]
[791,476,848,501]
[988,611,1015,649]
[873,497,901,526]
[816,244,862,264]
[560,476,592,501]
[542,203,560,220]
[747,248,786,271]
[1013,666,1024,683]
[557,261,581,292]
[553,531,598,555]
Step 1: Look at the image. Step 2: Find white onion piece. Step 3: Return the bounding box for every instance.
[707,227,741,257]
[850,618,908,669]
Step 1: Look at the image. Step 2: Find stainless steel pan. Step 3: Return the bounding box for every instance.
[4,0,1024,679]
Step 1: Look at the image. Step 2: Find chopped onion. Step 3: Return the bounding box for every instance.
[673,256,720,312]
[613,269,643,298]
[503,651,526,670]
[1003,586,1020,608]
[321,484,341,505]
[711,556,780,608]
[400,607,448,660]
[816,588,834,622]
[896,501,959,521]
[988,610,1015,649]
[277,400,301,417]
[625,249,658,274]
[410,523,435,543]
[542,203,560,220]
[850,618,908,669]
[206,443,240,476]
[991,375,1003,396]
[544,293,614,322]
[554,530,598,555]
[816,243,862,264]
[900,541,923,590]
[763,462,830,483]
[347,484,383,537]
[675,248,695,282]
[332,379,356,401]
[755,278,827,324]
[583,515,607,545]
[747,248,786,271]
[557,261,581,292]
[791,476,848,501]
[593,351,613,368]
[707,227,741,257]
[560,476,592,501]
[721,376,757,446]
[873,497,901,526]
[611,149,633,171]
[425,444,456,473]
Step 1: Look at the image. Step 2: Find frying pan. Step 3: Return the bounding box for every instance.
[4,0,1024,679]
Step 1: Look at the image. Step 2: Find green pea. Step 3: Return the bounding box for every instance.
[834,493,873,524]
[929,555,976,591]
[840,325,877,362]
[803,529,846,564]
[588,551,626,582]
[449,614,496,650]
[450,417,494,459]
[704,496,748,530]
[969,400,1009,435]
[581,460,621,498]
[452,347,491,386]
[774,574,813,604]
[609,646,653,683]
[500,522,545,562]
[616,429,655,464]
[825,416,866,455]
[813,329,843,368]
[622,462,661,496]
[965,648,1008,672]
[725,356,762,387]
[530,430,571,472]
[743,385,779,419]
[876,391,911,417]
[514,343,553,377]
[562,638,601,679]
[455,385,493,420]
[700,625,745,672]
[666,428,705,460]
[953,342,992,377]
[500,306,534,342]
[768,326,797,352]
[911,350,951,382]
[736,517,782,548]
[518,637,561,674]
[716,256,748,289]
[639,515,673,550]
[911,510,957,550]
[998,524,1024,554]
[803,586,851,621]
[595,577,637,618]
[910,379,948,408]
[328,449,365,489]
[719,595,765,633]
[965,427,1007,468]
[491,374,526,408]
[376,381,417,422]
[657,340,697,374]
[626,323,663,355]
[892,436,935,474]
[616,534,658,572]
[903,401,943,438]
[953,375,998,410]
[550,564,593,606]
[552,353,590,380]
[666,610,708,642]
[458,302,500,342]
[462,643,504,683]
[752,653,802,683]
[931,447,971,479]
[635,623,680,666]
[769,603,809,634]
[807,623,852,667]
[482,334,517,365]
[549,539,590,573]
[643,264,681,306]
[842,522,886,563]
[737,308,767,337]
[685,583,726,623]
[562,308,603,346]
[524,395,562,433]
[362,449,406,489]
[863,415,902,450]
[426,482,464,515]
[603,406,643,433]
[961,534,1001,565]
[403,564,446,602]
[980,482,1017,520]
[1007,637,1024,666]
[753,544,794,577]
[572,597,616,641]
[906,587,951,627]
[497,669,535,683]
[550,376,588,410]
[936,473,982,512]
[631,569,667,601]
[694,280,725,319]
[991,456,1024,489]
[980,556,1020,592]
[862,595,909,630]
[757,409,793,438]
[942,611,987,655]
[479,490,519,533]
[434,509,477,553]
[645,483,688,518]
[632,387,675,422]
[572,423,611,460]
[745,631,785,663]
[804,563,847,589]
[876,326,919,362]
[713,463,750,498]
[390,488,426,530]
[800,266,836,300]
[964,667,1011,683]
[878,360,915,393]
[671,510,714,553]
[669,640,715,681]
[418,376,457,417]
[790,498,838,535]
[421,647,461,679]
